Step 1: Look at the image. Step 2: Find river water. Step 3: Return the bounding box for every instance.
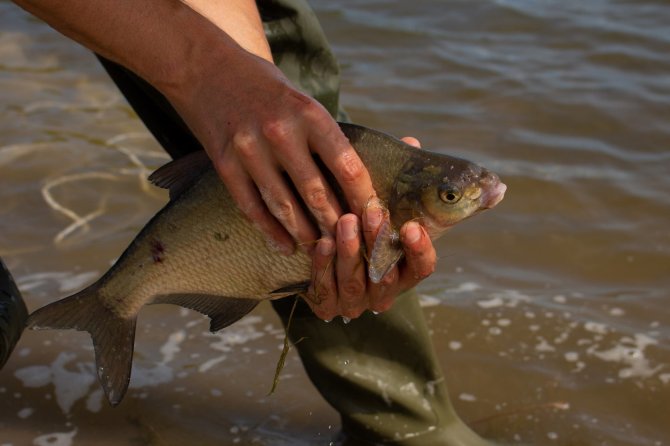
[1,1,669,445]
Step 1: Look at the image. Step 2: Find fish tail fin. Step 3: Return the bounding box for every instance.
[28,285,136,406]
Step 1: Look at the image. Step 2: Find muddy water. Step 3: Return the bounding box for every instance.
[1,1,669,445]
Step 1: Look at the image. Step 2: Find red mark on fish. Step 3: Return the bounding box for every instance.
[151,240,165,263]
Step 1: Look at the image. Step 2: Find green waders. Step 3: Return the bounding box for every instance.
[98,0,489,443]
[0,257,28,370]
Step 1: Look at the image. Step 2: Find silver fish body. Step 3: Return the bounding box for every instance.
[28,123,506,406]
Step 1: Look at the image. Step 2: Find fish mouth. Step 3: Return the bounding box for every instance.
[481,182,506,209]
[478,170,507,209]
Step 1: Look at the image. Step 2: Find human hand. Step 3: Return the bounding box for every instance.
[165,48,375,255]
[304,137,438,321]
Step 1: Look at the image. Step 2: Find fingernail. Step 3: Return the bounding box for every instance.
[319,237,335,256]
[372,310,380,315]
[366,204,383,229]
[342,316,351,324]
[324,319,331,323]
[405,222,422,245]
[340,216,358,241]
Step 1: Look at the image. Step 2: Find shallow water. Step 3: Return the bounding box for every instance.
[1,1,669,445]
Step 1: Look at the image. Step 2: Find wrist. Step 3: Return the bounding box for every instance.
[134,3,239,100]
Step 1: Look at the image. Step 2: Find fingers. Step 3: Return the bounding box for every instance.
[306,236,337,320]
[261,117,343,236]
[400,136,421,148]
[307,218,437,322]
[222,131,322,252]
[335,215,367,318]
[307,215,367,321]
[361,197,385,249]
[362,217,436,314]
[214,99,359,250]
[307,114,376,217]
[397,221,436,290]
[214,151,295,255]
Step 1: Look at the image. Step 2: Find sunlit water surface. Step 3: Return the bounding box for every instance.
[1,1,669,445]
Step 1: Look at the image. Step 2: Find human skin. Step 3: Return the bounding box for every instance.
[11,0,437,320]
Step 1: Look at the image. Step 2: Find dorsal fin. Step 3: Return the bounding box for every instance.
[148,150,211,199]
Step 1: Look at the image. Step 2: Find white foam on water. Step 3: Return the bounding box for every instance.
[447,282,482,294]
[497,318,511,327]
[535,337,555,352]
[85,389,104,413]
[18,348,31,357]
[564,351,579,362]
[458,393,477,402]
[477,297,503,309]
[14,328,193,414]
[33,429,77,446]
[16,271,98,294]
[131,329,187,389]
[478,289,532,309]
[198,315,265,373]
[160,330,185,363]
[418,294,440,307]
[17,407,33,419]
[199,356,227,373]
[449,341,462,351]
[421,282,483,306]
[584,321,608,335]
[14,352,95,414]
[588,333,662,380]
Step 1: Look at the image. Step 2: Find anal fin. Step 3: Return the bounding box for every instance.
[152,294,259,332]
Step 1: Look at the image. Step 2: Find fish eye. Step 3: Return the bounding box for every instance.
[439,185,462,204]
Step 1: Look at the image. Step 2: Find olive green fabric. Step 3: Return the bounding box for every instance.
[273,292,489,445]
[98,0,488,443]
[257,0,343,118]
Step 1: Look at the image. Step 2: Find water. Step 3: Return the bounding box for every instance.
[1,0,669,444]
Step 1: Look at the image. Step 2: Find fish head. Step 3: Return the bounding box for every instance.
[392,152,506,239]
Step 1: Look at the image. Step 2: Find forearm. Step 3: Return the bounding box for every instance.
[11,0,272,95]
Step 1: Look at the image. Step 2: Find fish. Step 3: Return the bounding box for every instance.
[28,123,507,406]
[0,257,28,370]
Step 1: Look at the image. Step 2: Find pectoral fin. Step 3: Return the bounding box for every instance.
[368,220,405,283]
[152,294,258,332]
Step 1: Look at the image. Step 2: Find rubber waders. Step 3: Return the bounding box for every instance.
[0,258,28,370]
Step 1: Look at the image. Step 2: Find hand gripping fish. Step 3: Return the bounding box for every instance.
[29,123,507,406]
